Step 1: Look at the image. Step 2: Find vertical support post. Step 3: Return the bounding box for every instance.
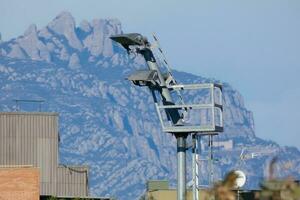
[141,47,185,200]
[192,134,199,200]
[208,135,214,186]
[15,100,19,111]
[211,85,215,128]
[177,134,187,200]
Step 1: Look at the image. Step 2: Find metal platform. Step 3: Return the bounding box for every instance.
[155,83,223,134]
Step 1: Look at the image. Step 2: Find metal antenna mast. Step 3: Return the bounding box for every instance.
[111,33,224,200]
[192,134,200,200]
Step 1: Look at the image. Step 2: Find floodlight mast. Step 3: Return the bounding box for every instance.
[111,33,187,200]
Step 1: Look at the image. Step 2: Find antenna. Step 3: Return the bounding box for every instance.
[238,148,259,168]
[13,99,45,112]
[111,33,224,200]
[191,134,200,200]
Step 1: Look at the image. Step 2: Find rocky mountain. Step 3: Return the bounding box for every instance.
[0,12,299,200]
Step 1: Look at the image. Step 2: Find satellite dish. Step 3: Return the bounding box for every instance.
[233,170,246,189]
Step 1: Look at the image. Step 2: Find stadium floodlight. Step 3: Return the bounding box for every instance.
[111,33,223,200]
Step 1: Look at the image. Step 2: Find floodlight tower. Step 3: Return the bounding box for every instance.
[111,33,223,200]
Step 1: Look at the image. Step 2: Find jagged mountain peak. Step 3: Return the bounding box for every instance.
[0,11,124,63]
[79,20,92,33]
[47,11,82,50]
[24,24,37,36]
[49,11,76,30]
[54,11,74,21]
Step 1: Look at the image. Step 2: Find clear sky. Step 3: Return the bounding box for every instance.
[1,0,300,148]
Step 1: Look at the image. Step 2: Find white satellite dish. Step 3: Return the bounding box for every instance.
[233,170,246,189]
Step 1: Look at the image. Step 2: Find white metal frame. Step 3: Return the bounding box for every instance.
[155,83,223,134]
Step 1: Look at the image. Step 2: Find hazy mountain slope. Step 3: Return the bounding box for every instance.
[0,12,299,200]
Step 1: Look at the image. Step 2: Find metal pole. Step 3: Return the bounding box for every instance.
[192,135,196,200]
[192,134,199,200]
[177,134,187,200]
[209,135,214,186]
[140,48,185,200]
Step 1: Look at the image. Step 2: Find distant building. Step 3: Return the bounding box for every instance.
[141,180,256,200]
[201,139,234,151]
[213,140,234,150]
[0,112,88,198]
[142,180,196,200]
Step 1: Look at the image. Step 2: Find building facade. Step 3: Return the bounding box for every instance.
[0,112,88,197]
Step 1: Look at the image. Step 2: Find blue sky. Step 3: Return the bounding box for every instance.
[1,0,300,148]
